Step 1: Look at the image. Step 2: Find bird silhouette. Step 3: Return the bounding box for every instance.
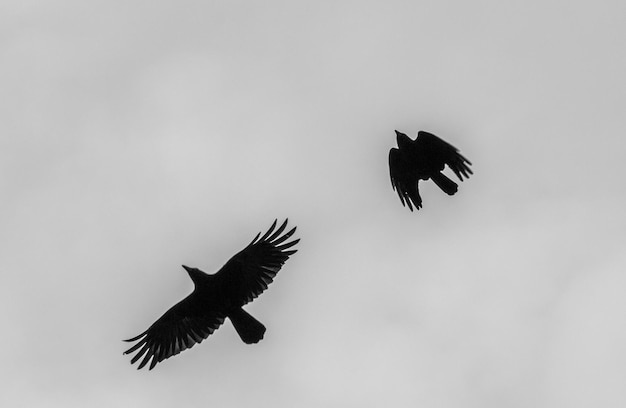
[123,219,299,370]
[389,130,473,211]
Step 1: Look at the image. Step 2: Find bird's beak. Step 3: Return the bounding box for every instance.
[394,130,405,144]
[182,265,203,286]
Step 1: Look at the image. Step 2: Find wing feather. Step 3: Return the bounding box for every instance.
[123,297,226,370]
[213,219,299,306]
[416,131,473,180]
[389,147,422,211]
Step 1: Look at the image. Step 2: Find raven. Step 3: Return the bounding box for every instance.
[389,130,473,211]
[123,219,299,370]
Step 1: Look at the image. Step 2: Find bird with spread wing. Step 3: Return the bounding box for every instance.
[389,130,473,211]
[123,219,299,370]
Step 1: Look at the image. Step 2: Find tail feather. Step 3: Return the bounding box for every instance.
[229,308,266,344]
[431,172,458,195]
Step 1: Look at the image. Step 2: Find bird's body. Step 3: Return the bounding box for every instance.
[124,219,298,370]
[389,130,473,211]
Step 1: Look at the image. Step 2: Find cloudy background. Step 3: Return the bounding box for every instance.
[2,1,626,407]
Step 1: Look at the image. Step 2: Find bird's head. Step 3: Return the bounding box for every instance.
[395,130,412,149]
[182,265,205,286]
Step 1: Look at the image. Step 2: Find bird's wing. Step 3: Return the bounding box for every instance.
[416,131,473,180]
[123,298,226,370]
[389,147,422,211]
[213,219,299,306]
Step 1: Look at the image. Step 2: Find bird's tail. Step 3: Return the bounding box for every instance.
[431,172,458,195]
[229,308,266,344]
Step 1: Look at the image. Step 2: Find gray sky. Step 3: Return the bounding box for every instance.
[2,1,626,407]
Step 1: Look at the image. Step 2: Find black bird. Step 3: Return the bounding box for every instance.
[123,219,299,370]
[389,130,473,211]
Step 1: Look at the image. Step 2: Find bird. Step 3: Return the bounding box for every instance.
[389,130,473,211]
[123,219,299,370]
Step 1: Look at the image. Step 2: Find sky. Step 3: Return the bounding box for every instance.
[2,1,626,407]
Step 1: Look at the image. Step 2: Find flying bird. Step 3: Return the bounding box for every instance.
[123,219,299,370]
[389,130,473,211]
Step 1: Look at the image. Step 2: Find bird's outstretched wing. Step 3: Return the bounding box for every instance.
[213,219,299,305]
[416,131,473,180]
[389,147,422,211]
[123,299,226,370]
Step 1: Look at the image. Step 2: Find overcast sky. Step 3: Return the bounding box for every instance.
[2,1,626,407]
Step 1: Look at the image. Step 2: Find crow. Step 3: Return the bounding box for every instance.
[389,130,473,211]
[123,219,299,370]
